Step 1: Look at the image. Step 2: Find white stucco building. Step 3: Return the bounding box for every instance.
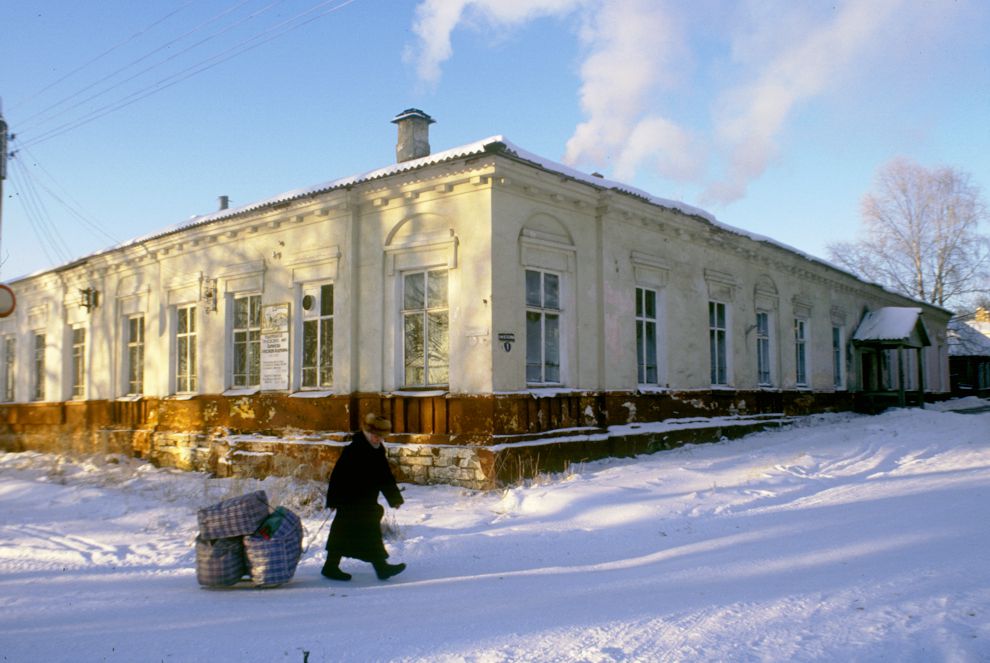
[0,110,952,486]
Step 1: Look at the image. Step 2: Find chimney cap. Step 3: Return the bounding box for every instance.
[392,108,435,125]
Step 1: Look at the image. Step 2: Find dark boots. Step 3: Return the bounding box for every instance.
[373,560,406,580]
[321,557,352,581]
[322,556,406,581]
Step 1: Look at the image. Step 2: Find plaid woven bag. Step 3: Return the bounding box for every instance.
[195,535,248,587]
[244,507,303,588]
[197,490,270,539]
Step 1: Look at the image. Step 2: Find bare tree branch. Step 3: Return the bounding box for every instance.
[827,158,990,310]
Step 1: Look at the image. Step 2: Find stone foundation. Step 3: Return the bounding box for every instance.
[0,389,858,488]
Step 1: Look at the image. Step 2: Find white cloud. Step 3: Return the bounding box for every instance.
[703,0,906,204]
[563,0,701,182]
[407,0,587,86]
[408,0,703,185]
[408,0,969,208]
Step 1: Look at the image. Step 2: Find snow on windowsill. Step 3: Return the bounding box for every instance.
[290,390,334,398]
[223,388,260,397]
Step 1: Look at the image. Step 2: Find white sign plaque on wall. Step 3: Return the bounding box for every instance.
[261,303,290,391]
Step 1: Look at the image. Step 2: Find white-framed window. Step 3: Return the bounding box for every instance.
[125,315,144,396]
[635,287,660,385]
[70,326,86,399]
[176,304,198,393]
[904,349,918,391]
[301,283,334,389]
[832,326,844,389]
[709,301,728,385]
[756,311,772,386]
[2,336,14,402]
[526,269,561,385]
[32,332,46,401]
[402,269,449,387]
[232,294,261,388]
[794,318,808,386]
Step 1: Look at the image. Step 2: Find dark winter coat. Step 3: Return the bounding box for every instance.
[324,432,404,562]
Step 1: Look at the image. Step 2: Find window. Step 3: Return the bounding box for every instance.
[881,349,894,389]
[709,301,728,385]
[2,336,14,402]
[832,326,844,389]
[756,312,772,386]
[635,287,659,385]
[794,319,808,386]
[526,269,560,384]
[176,305,197,393]
[33,333,45,401]
[904,349,918,391]
[301,284,334,389]
[232,294,261,388]
[126,316,144,395]
[71,326,86,399]
[403,269,449,387]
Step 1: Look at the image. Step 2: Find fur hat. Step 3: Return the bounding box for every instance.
[364,412,392,433]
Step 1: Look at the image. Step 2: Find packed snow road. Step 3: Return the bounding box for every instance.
[1,401,988,662]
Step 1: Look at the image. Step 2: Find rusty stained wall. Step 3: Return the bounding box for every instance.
[0,389,859,488]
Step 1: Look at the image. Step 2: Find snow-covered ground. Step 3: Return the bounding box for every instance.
[2,399,989,662]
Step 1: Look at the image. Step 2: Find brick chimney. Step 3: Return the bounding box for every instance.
[392,108,435,162]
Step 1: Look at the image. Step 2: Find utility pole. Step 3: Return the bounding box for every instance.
[0,97,7,273]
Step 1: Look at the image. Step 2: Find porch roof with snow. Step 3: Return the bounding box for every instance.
[852,307,931,349]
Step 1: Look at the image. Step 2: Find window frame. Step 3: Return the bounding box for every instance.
[526,268,562,386]
[125,315,145,396]
[175,304,198,394]
[756,311,773,387]
[794,318,809,387]
[401,268,449,389]
[832,325,845,390]
[70,325,86,400]
[2,335,15,402]
[300,282,335,390]
[709,301,729,386]
[635,286,661,386]
[32,332,46,402]
[231,293,262,389]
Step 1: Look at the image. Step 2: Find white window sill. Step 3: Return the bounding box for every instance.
[167,393,198,401]
[223,388,260,397]
[290,390,334,398]
[525,387,580,397]
[116,394,143,402]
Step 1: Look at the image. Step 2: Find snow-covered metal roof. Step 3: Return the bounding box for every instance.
[853,307,930,347]
[0,134,958,317]
[948,317,990,356]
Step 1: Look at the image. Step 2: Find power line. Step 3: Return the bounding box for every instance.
[8,0,198,115]
[16,0,263,133]
[17,0,360,149]
[8,156,73,269]
[17,146,121,247]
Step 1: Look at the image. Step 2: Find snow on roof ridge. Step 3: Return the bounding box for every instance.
[1,134,955,314]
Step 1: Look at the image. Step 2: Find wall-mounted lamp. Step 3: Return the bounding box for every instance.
[200,277,218,313]
[79,287,99,312]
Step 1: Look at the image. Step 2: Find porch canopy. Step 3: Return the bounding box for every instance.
[852,307,931,407]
